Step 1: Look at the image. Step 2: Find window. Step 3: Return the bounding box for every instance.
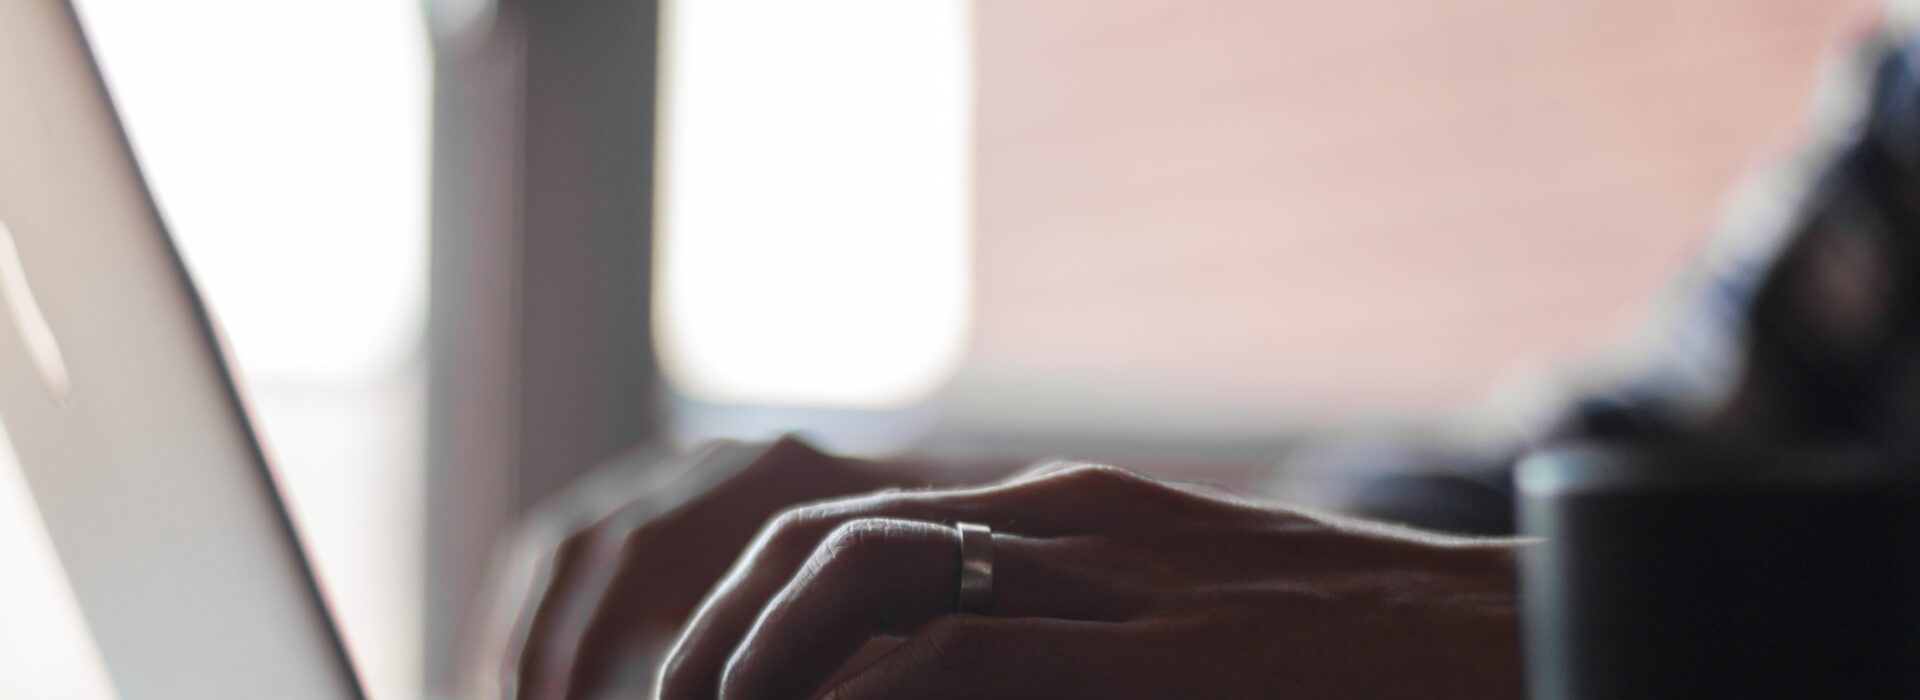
[656,0,974,409]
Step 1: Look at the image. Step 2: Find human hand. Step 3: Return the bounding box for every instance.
[659,463,1524,699]
[472,437,921,699]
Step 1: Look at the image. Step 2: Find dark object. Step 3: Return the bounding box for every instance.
[1518,443,1920,699]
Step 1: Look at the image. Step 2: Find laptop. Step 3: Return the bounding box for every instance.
[0,1,365,697]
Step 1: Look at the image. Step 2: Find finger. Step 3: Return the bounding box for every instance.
[820,616,1141,700]
[516,525,623,699]
[459,530,552,699]
[558,439,906,698]
[504,441,741,699]
[659,465,1174,699]
[714,518,1128,700]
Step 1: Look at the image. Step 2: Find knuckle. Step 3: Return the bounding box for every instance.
[818,517,900,568]
[789,518,925,607]
[759,503,829,552]
[1011,459,1078,480]
[613,521,653,554]
[1050,462,1149,492]
[543,525,613,577]
[553,528,594,560]
[764,504,814,537]
[804,518,923,587]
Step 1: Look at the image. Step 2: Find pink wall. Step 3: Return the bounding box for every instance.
[968,0,1875,411]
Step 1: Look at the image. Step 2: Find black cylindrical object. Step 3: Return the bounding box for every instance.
[1518,443,1920,699]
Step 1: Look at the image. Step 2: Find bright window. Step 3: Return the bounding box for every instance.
[655,0,974,409]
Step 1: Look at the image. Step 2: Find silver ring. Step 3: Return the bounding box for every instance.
[955,521,994,614]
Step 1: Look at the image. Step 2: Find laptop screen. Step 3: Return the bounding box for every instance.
[0,2,362,697]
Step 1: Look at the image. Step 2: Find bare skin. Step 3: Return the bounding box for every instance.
[486,438,1523,699]
[476,438,919,699]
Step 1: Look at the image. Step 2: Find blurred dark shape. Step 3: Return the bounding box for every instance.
[1345,25,1920,534]
[1519,444,1920,699]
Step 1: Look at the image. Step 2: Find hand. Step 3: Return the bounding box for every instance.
[470,437,921,699]
[659,463,1523,699]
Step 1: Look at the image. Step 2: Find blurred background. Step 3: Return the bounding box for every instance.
[0,0,1875,697]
